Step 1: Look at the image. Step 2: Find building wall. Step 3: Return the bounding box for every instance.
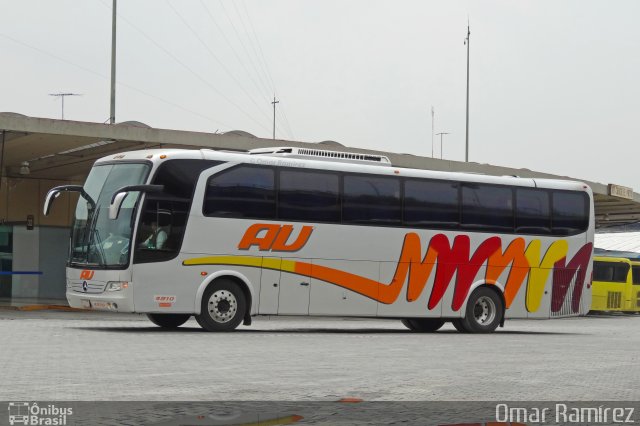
[3,225,69,301]
[0,177,79,227]
[0,177,78,301]
[11,225,40,298]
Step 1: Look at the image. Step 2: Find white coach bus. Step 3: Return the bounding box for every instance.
[44,147,594,333]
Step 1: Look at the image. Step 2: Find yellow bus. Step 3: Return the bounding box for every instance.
[631,260,640,312]
[591,256,640,312]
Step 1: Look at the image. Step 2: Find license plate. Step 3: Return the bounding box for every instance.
[81,299,91,308]
[91,301,110,310]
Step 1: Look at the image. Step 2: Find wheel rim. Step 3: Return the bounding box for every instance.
[473,295,496,326]
[207,290,238,323]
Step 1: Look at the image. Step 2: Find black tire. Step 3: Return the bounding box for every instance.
[455,287,504,333]
[195,279,247,332]
[401,318,445,332]
[147,313,191,328]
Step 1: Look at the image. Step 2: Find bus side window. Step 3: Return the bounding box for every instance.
[342,175,401,225]
[594,261,631,283]
[612,263,631,283]
[279,170,339,222]
[593,262,613,281]
[204,166,275,219]
[403,179,459,229]
[515,188,551,234]
[552,191,589,235]
[461,183,514,232]
[632,266,640,285]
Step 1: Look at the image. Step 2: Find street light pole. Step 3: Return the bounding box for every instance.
[436,132,450,160]
[464,22,470,162]
[109,0,117,124]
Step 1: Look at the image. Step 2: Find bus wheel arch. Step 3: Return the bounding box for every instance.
[453,283,505,333]
[195,271,255,315]
[195,273,254,331]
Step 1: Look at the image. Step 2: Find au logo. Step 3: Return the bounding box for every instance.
[238,224,313,252]
[79,270,94,280]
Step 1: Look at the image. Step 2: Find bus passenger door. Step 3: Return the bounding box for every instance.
[259,257,280,315]
[277,257,310,315]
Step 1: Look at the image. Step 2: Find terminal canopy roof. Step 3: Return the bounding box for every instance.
[2,113,639,228]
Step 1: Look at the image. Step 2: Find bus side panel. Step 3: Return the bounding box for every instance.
[259,263,280,315]
[309,259,378,316]
[132,258,261,315]
[505,270,529,319]
[132,260,198,313]
[591,281,604,311]
[277,257,311,315]
[376,261,442,318]
[582,261,594,315]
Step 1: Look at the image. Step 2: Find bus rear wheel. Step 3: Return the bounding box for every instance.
[147,313,191,329]
[195,279,247,332]
[401,318,445,332]
[454,287,503,333]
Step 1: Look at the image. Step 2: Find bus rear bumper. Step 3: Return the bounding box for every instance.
[67,291,135,312]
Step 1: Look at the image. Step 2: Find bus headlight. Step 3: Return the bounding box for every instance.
[106,281,129,292]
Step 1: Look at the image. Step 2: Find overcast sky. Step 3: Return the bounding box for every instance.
[1,0,639,188]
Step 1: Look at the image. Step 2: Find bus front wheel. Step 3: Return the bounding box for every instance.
[147,313,191,328]
[196,279,247,332]
[454,287,503,333]
[401,318,445,332]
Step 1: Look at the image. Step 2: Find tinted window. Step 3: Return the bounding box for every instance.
[279,170,340,222]
[204,166,275,219]
[343,175,401,224]
[461,184,513,231]
[593,261,630,283]
[516,188,551,234]
[404,180,459,228]
[632,266,640,285]
[552,191,589,235]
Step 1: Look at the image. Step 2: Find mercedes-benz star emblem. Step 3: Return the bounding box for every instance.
[82,281,88,292]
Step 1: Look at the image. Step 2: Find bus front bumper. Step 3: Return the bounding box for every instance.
[67,290,134,312]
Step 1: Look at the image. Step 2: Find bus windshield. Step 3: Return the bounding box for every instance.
[69,162,150,268]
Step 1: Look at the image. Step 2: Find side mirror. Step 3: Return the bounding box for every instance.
[109,192,129,220]
[108,184,164,220]
[43,185,88,216]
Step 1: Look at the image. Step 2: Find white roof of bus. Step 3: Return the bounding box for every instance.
[95,148,590,193]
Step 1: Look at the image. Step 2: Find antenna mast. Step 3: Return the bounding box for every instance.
[49,93,81,120]
[271,96,279,139]
[431,106,435,158]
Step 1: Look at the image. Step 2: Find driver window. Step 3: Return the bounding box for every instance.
[134,199,189,263]
[133,159,220,264]
[138,204,172,250]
